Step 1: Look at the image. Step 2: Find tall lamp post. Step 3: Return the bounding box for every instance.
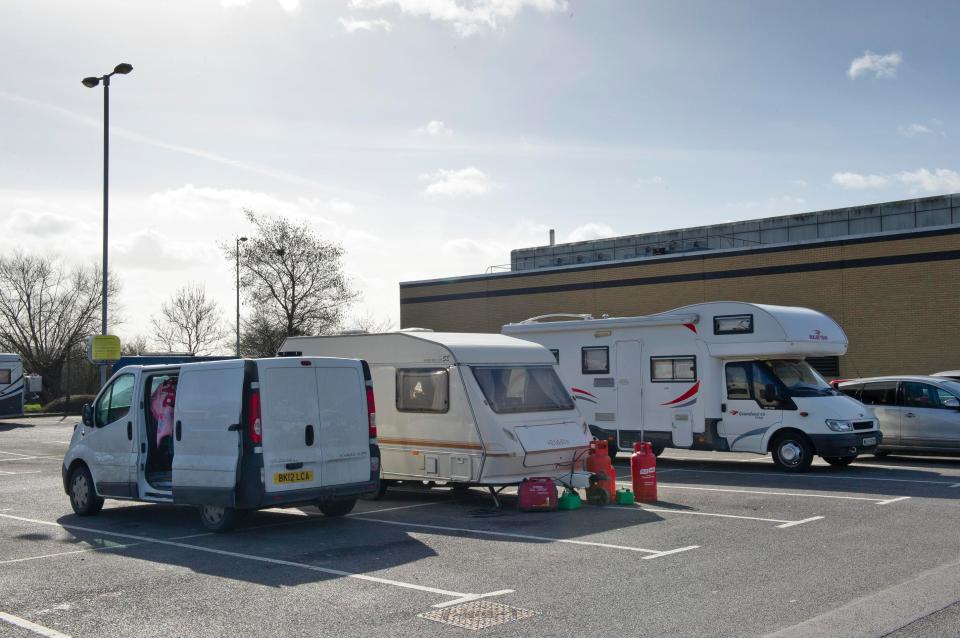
[82,62,133,386]
[235,236,248,357]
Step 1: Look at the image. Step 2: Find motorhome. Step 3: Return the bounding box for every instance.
[63,357,379,531]
[503,302,881,471]
[282,332,592,497]
[0,354,24,417]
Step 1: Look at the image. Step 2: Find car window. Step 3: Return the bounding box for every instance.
[900,382,941,409]
[859,382,897,406]
[935,388,960,409]
[95,374,135,427]
[838,383,863,400]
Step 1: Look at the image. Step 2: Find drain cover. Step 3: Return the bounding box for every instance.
[418,601,538,630]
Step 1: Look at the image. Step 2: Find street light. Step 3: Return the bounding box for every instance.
[236,236,248,357]
[82,62,133,386]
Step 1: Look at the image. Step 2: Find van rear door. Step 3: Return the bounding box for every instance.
[172,362,245,506]
[258,358,369,493]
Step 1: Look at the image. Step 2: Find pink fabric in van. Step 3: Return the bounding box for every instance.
[151,378,177,446]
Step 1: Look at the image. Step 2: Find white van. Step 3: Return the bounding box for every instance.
[503,302,881,471]
[62,357,379,531]
[0,354,24,417]
[281,332,591,496]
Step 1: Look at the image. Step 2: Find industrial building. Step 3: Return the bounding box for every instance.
[400,194,960,378]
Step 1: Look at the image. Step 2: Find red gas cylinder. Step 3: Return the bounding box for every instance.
[518,477,558,512]
[631,442,657,503]
[585,439,617,504]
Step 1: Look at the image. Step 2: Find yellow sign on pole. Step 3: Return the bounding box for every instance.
[88,335,122,364]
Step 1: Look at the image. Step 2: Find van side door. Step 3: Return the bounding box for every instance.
[86,372,138,497]
[171,364,245,506]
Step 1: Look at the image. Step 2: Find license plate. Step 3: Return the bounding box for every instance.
[273,470,314,485]
[862,437,877,447]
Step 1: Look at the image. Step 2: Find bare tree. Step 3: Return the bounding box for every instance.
[121,334,152,356]
[0,252,117,401]
[226,210,357,344]
[151,284,227,355]
[239,308,288,357]
[342,311,397,334]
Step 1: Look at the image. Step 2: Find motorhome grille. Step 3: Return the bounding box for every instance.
[418,601,538,630]
[852,421,874,430]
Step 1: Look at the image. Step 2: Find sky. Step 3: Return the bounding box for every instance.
[1,0,958,345]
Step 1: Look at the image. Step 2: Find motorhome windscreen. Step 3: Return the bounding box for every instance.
[471,365,575,414]
[763,360,837,397]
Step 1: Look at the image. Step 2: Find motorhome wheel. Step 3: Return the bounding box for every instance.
[771,433,813,472]
[68,466,104,516]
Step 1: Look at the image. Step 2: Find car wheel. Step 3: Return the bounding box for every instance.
[823,455,857,467]
[69,465,104,516]
[199,505,238,533]
[319,498,357,517]
[771,433,814,472]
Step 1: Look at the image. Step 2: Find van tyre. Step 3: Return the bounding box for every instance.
[199,505,239,533]
[362,479,390,501]
[823,455,857,467]
[68,465,104,516]
[771,433,814,472]
[319,498,357,517]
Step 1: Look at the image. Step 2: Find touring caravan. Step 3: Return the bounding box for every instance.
[63,357,378,531]
[282,332,592,495]
[0,354,24,417]
[503,302,881,471]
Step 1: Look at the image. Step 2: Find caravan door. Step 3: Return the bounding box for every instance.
[615,341,644,435]
[172,363,245,506]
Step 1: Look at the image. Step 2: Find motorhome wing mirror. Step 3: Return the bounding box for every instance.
[81,403,93,427]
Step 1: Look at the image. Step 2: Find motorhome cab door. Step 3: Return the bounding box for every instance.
[722,361,784,453]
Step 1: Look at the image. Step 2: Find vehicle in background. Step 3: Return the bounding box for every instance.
[282,331,591,497]
[0,354,24,417]
[503,302,880,472]
[837,376,960,456]
[63,357,379,531]
[931,370,960,381]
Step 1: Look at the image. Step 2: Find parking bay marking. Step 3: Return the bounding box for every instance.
[350,515,699,559]
[0,611,71,638]
[661,467,960,487]
[610,505,824,529]
[617,480,912,506]
[0,513,512,609]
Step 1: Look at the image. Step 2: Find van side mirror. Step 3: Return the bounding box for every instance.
[81,404,93,427]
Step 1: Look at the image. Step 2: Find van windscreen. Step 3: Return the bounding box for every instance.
[471,365,575,414]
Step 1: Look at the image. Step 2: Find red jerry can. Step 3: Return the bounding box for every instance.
[585,439,617,504]
[518,477,558,512]
[631,442,657,503]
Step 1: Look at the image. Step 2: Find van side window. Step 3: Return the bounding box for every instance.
[651,356,697,382]
[725,363,751,399]
[95,373,135,426]
[397,368,449,413]
[859,382,897,406]
[0,369,10,384]
[581,347,609,374]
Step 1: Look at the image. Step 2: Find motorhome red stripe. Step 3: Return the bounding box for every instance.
[683,323,697,333]
[571,387,598,398]
[662,380,700,405]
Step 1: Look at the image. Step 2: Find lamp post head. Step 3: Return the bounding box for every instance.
[113,63,133,75]
[82,76,100,88]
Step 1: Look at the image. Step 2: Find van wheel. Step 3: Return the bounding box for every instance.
[319,499,357,517]
[199,505,238,532]
[771,433,814,472]
[69,465,104,516]
[823,455,857,467]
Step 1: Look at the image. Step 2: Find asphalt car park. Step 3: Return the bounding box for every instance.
[1,416,959,637]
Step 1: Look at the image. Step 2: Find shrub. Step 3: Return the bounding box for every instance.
[41,395,96,414]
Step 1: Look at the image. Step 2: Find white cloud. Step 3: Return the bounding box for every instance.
[566,223,617,243]
[220,0,300,13]
[637,175,664,186]
[848,50,902,79]
[420,166,500,197]
[792,179,808,188]
[416,120,453,136]
[832,168,960,194]
[339,17,393,32]
[348,0,567,36]
[832,172,889,189]
[328,199,356,215]
[898,123,932,137]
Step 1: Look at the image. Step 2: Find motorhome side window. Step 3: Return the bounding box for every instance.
[714,314,753,335]
[94,373,135,426]
[396,368,449,413]
[581,347,609,374]
[0,369,10,384]
[650,356,696,382]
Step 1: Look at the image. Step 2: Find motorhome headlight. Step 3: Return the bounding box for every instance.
[825,419,854,432]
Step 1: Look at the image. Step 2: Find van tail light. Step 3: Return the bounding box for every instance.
[249,389,262,445]
[366,384,377,439]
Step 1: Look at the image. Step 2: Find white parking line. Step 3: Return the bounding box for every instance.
[874,496,911,506]
[0,456,61,463]
[619,482,909,506]
[663,467,958,486]
[351,515,698,558]
[0,611,71,637]
[0,542,146,565]
[0,513,512,608]
[613,505,823,529]
[0,471,42,476]
[0,450,35,457]
[775,516,826,529]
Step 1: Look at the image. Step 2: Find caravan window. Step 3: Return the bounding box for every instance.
[0,369,10,384]
[581,347,609,374]
[714,314,754,335]
[396,368,449,413]
[651,356,697,382]
[471,365,575,414]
